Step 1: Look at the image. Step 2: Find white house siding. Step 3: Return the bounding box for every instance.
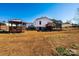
[33,17,52,27]
[33,17,52,30]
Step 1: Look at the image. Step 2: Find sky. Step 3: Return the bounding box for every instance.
[0,3,79,23]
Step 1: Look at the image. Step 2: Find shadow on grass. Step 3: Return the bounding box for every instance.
[0,31,23,34]
[37,29,62,32]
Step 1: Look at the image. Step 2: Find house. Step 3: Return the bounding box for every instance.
[33,17,62,31]
[49,19,62,30]
[0,19,26,33]
[26,22,33,28]
[62,22,72,28]
[33,17,52,31]
[26,22,35,30]
[8,19,26,33]
[0,22,9,31]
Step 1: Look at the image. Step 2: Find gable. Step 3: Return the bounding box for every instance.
[34,17,52,23]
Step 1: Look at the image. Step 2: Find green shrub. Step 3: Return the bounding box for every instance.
[56,47,65,53]
[56,47,71,56]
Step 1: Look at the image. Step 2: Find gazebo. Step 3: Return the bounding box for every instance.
[8,19,26,33]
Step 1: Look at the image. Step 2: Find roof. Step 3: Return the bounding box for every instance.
[34,17,62,23]
[35,17,51,21]
[8,19,26,24]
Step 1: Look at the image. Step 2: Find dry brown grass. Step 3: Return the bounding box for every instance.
[0,28,79,56]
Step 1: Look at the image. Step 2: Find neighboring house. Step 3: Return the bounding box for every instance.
[26,22,33,28]
[33,17,52,30]
[33,17,62,31]
[50,19,62,30]
[26,22,35,30]
[62,22,72,28]
[0,19,26,33]
[8,19,26,33]
[0,22,9,31]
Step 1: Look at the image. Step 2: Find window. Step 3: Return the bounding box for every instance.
[39,21,41,25]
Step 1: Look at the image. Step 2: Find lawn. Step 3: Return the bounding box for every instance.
[0,28,79,56]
